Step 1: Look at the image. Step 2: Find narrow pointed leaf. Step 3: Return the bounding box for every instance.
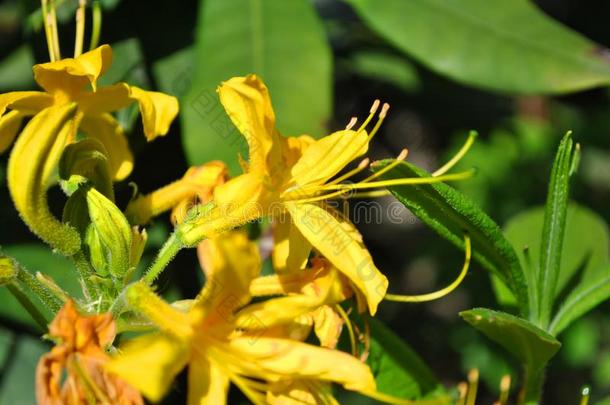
[373,160,528,315]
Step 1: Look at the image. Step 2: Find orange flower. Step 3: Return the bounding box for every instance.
[36,301,142,405]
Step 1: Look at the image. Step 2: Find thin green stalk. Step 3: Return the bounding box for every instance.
[518,364,546,405]
[72,252,99,302]
[142,231,184,285]
[6,284,48,330]
[89,0,102,50]
[14,263,62,313]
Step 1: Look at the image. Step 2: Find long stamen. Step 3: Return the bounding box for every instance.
[433,131,477,177]
[366,102,390,140]
[335,304,357,357]
[318,169,475,192]
[384,233,471,303]
[41,0,56,61]
[465,369,479,405]
[345,116,357,130]
[49,0,61,60]
[580,386,591,405]
[327,158,370,186]
[357,100,380,132]
[498,375,511,405]
[362,148,408,183]
[74,0,86,57]
[352,190,391,198]
[89,0,102,50]
[457,382,468,405]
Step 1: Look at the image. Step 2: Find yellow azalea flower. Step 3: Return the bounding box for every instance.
[1,44,178,254]
[125,161,228,225]
[107,231,376,405]
[36,300,143,405]
[179,75,469,315]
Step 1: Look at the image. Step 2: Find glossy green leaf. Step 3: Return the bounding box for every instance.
[345,0,610,94]
[461,308,561,371]
[181,0,332,175]
[373,160,528,315]
[348,51,420,92]
[538,132,578,328]
[0,244,80,328]
[367,318,441,399]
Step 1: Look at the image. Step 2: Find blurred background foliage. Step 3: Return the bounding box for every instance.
[2,0,610,403]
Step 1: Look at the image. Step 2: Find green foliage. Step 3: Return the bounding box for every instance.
[181,0,332,175]
[345,0,610,94]
[367,317,441,399]
[372,158,528,315]
[460,308,561,372]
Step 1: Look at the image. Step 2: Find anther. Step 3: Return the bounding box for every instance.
[345,117,358,130]
[369,99,380,114]
[396,148,408,161]
[379,103,390,119]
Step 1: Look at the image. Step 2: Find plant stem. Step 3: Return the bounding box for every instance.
[518,364,546,405]
[142,231,184,285]
[14,263,62,313]
[89,0,102,50]
[6,284,48,330]
[72,252,99,302]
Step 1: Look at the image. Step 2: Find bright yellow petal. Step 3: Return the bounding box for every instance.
[286,202,388,314]
[235,295,321,329]
[196,230,260,315]
[0,91,52,116]
[33,45,113,95]
[129,86,179,141]
[78,83,132,115]
[106,333,189,402]
[187,356,229,405]
[280,134,315,168]
[313,305,343,349]
[288,129,369,188]
[80,113,133,181]
[272,219,311,272]
[0,110,24,153]
[231,337,376,392]
[7,105,81,255]
[218,75,283,174]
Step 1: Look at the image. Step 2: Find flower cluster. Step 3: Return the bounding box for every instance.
[0,2,473,404]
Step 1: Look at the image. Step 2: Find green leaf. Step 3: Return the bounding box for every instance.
[0,45,35,91]
[152,47,194,98]
[348,51,420,92]
[344,0,610,94]
[549,266,610,336]
[461,308,561,371]
[373,160,528,315]
[538,132,578,328]
[502,204,609,306]
[0,333,48,404]
[367,317,440,398]
[181,0,332,175]
[0,244,80,328]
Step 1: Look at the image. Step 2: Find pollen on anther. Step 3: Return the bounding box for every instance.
[358,158,370,169]
[396,148,408,161]
[379,103,390,119]
[369,99,380,114]
[345,117,358,130]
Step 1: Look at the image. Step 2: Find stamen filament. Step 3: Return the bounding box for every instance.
[327,158,370,186]
[352,190,391,198]
[318,170,475,192]
[366,103,390,141]
[41,0,56,61]
[432,131,477,177]
[74,0,86,57]
[498,375,511,405]
[384,233,471,303]
[465,369,479,405]
[361,148,408,183]
[335,304,357,357]
[357,100,380,132]
[89,0,102,51]
[49,0,61,60]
